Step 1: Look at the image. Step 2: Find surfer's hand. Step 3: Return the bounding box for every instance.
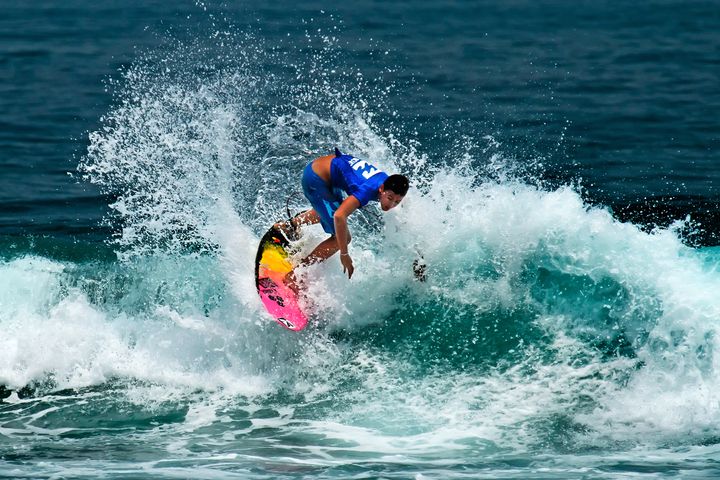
[340,253,354,279]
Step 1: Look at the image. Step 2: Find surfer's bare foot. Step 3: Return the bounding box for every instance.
[274,217,301,241]
[284,270,305,297]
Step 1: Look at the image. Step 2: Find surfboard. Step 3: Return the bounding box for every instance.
[254,224,308,331]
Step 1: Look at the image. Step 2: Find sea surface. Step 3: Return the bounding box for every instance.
[2,1,720,478]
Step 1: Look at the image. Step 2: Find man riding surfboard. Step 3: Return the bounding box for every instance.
[278,148,409,279]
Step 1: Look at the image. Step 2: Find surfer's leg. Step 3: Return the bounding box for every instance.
[300,232,351,267]
[284,233,338,295]
[301,236,338,266]
[275,210,320,239]
[292,209,320,227]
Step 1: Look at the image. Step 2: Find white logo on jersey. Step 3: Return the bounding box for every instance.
[349,157,381,179]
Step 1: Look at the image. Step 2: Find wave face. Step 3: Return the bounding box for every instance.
[3,10,720,480]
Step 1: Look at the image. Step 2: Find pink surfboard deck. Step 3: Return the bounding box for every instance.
[254,225,308,331]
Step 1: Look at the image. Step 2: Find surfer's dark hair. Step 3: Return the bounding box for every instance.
[383,174,409,196]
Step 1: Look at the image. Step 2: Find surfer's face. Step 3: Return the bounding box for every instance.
[379,186,404,211]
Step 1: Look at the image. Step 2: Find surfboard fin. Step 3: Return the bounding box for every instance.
[334,147,342,157]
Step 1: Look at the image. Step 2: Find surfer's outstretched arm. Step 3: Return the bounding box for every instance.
[334,195,360,279]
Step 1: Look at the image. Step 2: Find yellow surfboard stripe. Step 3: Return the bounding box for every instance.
[259,243,293,275]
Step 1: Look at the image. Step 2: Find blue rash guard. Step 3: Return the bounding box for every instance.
[301,153,388,235]
[330,155,389,207]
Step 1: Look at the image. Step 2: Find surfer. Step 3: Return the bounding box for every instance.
[278,148,409,280]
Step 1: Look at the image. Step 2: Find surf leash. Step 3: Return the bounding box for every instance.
[283,191,303,241]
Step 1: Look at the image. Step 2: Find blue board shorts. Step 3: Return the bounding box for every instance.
[302,162,343,235]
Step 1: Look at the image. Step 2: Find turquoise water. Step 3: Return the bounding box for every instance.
[3,1,720,478]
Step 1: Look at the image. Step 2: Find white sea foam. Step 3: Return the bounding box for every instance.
[374,171,720,447]
[0,255,276,397]
[6,168,720,452]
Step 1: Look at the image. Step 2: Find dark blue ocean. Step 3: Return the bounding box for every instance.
[2,1,720,478]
